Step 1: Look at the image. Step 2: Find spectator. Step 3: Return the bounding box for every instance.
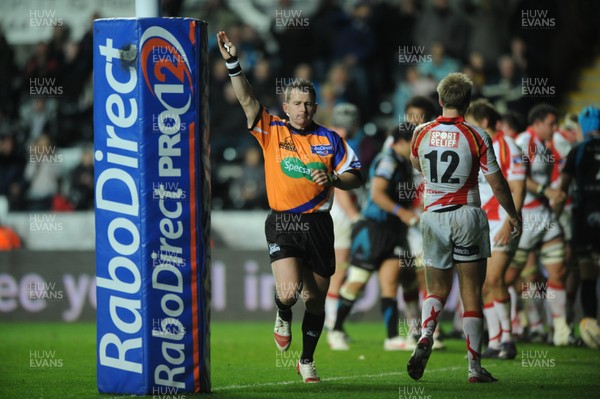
[413,0,468,60]
[482,56,525,114]
[331,2,376,114]
[68,146,94,210]
[418,42,461,83]
[393,66,437,119]
[0,27,18,119]
[229,146,267,209]
[20,98,57,145]
[251,58,278,111]
[23,134,61,210]
[0,131,26,211]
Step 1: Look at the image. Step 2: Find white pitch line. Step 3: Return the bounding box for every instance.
[217,366,464,391]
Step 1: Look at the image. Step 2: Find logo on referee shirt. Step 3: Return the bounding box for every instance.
[310,144,333,156]
[279,136,297,152]
[280,157,327,180]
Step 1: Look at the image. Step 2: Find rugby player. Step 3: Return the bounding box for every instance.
[325,103,363,333]
[558,106,600,326]
[465,99,526,359]
[504,103,570,346]
[328,122,420,351]
[407,73,521,383]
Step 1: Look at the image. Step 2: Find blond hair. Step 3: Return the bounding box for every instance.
[437,73,472,114]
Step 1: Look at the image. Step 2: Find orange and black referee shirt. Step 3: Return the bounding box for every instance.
[249,106,361,213]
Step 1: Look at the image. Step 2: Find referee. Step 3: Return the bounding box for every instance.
[216,31,362,383]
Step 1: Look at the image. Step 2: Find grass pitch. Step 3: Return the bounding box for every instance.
[0,321,598,399]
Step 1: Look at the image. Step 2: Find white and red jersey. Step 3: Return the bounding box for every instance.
[479,131,526,221]
[548,130,573,208]
[515,127,554,210]
[548,131,572,187]
[411,115,500,212]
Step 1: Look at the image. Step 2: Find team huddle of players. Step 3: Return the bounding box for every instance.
[325,92,599,363]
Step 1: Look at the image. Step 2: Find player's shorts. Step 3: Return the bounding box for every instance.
[518,207,563,251]
[489,218,519,253]
[407,225,424,257]
[349,219,408,272]
[572,208,600,257]
[331,204,352,250]
[420,205,491,269]
[265,211,335,277]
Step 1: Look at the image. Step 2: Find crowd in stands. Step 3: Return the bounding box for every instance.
[0,0,597,212]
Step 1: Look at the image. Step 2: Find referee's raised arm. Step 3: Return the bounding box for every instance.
[216,31,260,128]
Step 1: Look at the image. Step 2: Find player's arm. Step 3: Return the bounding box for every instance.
[216,31,260,128]
[554,172,572,217]
[410,154,421,172]
[370,176,419,227]
[410,127,422,172]
[484,170,522,237]
[510,178,526,214]
[494,178,525,246]
[334,188,361,222]
[525,175,565,203]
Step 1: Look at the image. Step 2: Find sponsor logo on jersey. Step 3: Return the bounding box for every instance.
[310,144,333,156]
[280,157,326,180]
[279,136,297,152]
[350,160,361,169]
[429,131,459,148]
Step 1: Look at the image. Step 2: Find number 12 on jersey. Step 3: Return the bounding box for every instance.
[424,150,460,184]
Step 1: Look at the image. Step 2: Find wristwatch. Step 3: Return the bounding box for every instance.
[330,173,339,187]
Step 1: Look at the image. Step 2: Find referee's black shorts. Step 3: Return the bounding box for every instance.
[265,210,335,278]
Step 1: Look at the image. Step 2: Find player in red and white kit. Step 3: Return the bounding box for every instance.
[504,103,570,346]
[465,100,526,359]
[548,130,575,328]
[407,73,521,383]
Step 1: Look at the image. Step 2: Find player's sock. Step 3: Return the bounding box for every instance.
[421,295,444,338]
[403,290,421,336]
[463,311,484,371]
[324,292,339,329]
[300,311,325,363]
[483,302,500,349]
[524,296,544,333]
[546,282,566,319]
[381,297,399,339]
[333,294,355,332]
[508,285,520,332]
[581,279,598,318]
[275,294,293,322]
[494,297,512,343]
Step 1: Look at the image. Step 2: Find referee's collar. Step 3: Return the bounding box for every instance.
[287,121,318,135]
[436,115,465,124]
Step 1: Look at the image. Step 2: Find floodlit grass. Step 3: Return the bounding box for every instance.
[0,322,598,398]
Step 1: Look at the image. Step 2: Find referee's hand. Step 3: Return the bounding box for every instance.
[311,169,335,187]
[216,31,237,60]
